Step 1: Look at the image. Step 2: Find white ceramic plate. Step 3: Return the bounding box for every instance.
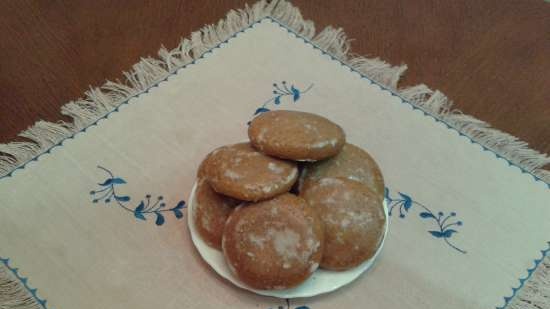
[187,182,389,298]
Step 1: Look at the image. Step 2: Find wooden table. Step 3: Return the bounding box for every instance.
[1,0,548,155]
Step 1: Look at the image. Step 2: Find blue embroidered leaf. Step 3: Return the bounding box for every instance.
[419,212,435,219]
[98,178,113,186]
[133,201,146,220]
[135,201,145,212]
[428,230,445,238]
[110,178,126,185]
[155,212,165,226]
[174,201,186,209]
[274,96,281,105]
[441,229,458,238]
[398,192,413,212]
[172,209,184,219]
[98,178,126,186]
[291,86,300,101]
[115,195,130,202]
[254,107,270,115]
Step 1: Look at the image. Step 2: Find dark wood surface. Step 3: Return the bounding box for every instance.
[1,0,549,156]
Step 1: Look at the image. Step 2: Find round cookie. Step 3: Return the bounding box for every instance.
[222,194,324,290]
[196,151,212,179]
[203,143,298,202]
[300,177,385,271]
[300,143,385,199]
[248,110,345,161]
[194,179,240,250]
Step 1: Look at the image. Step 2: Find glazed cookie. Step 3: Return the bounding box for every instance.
[196,148,216,179]
[301,177,385,271]
[203,143,298,202]
[222,194,324,290]
[194,179,240,250]
[197,152,211,179]
[248,110,345,161]
[300,143,384,199]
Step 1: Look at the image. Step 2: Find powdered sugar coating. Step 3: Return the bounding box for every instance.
[319,177,344,187]
[268,162,285,174]
[300,143,385,199]
[203,143,298,201]
[193,179,239,250]
[222,194,324,290]
[249,234,267,249]
[301,177,385,270]
[309,262,319,273]
[224,169,242,180]
[249,110,345,161]
[311,138,338,149]
[272,228,300,260]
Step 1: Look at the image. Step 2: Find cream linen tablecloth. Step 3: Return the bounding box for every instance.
[0,13,548,309]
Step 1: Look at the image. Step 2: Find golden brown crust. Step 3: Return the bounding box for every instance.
[196,151,212,179]
[300,177,385,271]
[301,143,385,199]
[222,194,324,290]
[203,143,298,201]
[248,110,345,161]
[194,179,240,250]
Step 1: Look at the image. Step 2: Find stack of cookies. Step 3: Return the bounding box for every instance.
[194,110,386,290]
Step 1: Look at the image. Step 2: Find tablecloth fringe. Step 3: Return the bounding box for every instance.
[0,266,43,309]
[0,1,548,308]
[508,256,550,309]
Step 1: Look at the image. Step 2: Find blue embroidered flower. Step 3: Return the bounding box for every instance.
[268,299,310,309]
[385,188,466,254]
[250,81,313,121]
[90,166,186,226]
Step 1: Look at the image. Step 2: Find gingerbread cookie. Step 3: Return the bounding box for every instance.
[203,143,298,202]
[300,177,385,270]
[248,110,345,161]
[196,150,213,179]
[300,143,384,199]
[194,179,240,250]
[222,194,324,290]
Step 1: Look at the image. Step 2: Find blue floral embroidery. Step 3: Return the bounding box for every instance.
[90,166,186,226]
[251,81,313,120]
[268,299,310,309]
[0,257,51,309]
[385,188,466,254]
